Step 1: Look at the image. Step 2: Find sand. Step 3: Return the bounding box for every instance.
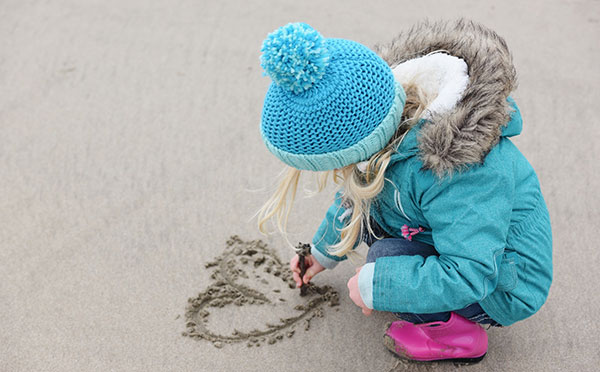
[182,236,339,348]
[2,1,599,371]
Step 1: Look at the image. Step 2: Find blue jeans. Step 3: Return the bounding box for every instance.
[364,223,500,326]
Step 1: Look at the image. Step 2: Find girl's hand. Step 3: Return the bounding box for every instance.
[290,254,325,288]
[347,267,373,316]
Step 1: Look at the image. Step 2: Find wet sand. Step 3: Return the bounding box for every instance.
[2,1,599,371]
[183,236,339,348]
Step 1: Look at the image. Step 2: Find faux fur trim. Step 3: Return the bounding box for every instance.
[375,19,518,177]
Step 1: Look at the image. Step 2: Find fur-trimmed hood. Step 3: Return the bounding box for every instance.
[375,19,518,176]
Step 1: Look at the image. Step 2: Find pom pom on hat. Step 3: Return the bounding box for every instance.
[260,23,329,94]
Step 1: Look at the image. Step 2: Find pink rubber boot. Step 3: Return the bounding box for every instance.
[384,312,488,364]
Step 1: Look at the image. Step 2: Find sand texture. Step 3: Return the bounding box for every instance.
[1,0,599,371]
[183,236,339,348]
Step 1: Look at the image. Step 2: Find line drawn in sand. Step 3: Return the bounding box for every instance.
[182,235,340,348]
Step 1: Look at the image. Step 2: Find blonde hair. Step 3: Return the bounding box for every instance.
[257,80,433,257]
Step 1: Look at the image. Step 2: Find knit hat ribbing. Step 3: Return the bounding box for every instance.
[260,23,405,171]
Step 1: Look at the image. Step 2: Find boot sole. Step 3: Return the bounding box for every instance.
[383,334,487,365]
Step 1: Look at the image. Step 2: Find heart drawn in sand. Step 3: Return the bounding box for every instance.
[182,235,340,348]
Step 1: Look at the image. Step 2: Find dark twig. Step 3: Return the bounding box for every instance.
[295,243,311,296]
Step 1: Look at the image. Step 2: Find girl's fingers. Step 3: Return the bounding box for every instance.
[290,255,300,273]
[291,254,322,286]
[303,265,320,284]
[292,271,302,287]
[303,268,311,283]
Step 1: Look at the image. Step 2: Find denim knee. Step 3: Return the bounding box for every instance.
[366,240,390,263]
[366,238,438,263]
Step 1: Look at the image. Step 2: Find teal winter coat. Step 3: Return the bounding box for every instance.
[311,98,553,326]
[309,22,553,326]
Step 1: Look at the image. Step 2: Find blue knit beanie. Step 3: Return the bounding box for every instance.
[259,23,406,171]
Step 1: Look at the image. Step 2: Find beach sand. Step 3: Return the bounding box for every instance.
[1,1,599,371]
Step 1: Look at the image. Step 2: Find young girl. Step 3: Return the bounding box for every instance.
[257,20,552,363]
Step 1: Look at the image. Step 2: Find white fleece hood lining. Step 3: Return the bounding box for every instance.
[356,53,469,173]
[392,53,469,118]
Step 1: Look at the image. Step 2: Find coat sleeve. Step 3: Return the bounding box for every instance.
[310,192,356,269]
[370,164,514,313]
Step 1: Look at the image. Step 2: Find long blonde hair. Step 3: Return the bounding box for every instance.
[257,80,433,257]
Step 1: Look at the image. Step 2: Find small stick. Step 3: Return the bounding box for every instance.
[295,243,311,296]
